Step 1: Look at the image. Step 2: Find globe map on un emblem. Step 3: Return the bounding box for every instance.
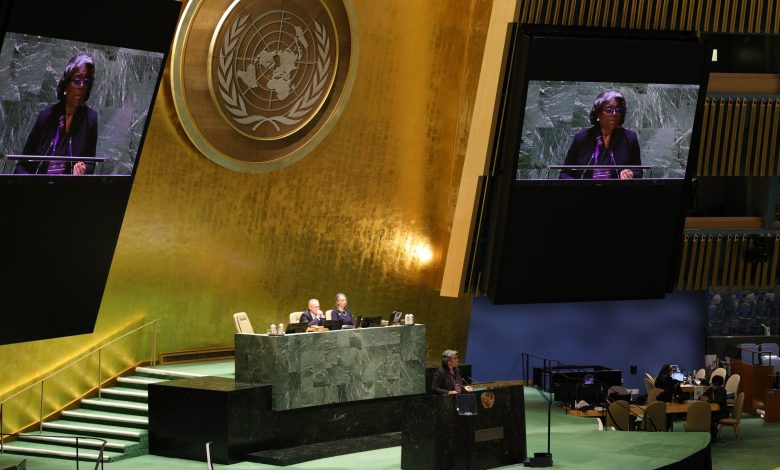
[211,1,337,140]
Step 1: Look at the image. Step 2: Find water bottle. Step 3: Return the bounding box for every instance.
[270,324,277,335]
[278,323,284,335]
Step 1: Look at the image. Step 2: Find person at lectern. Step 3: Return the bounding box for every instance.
[654,364,681,403]
[14,52,98,175]
[300,298,324,326]
[432,350,473,395]
[559,89,641,180]
[331,293,354,326]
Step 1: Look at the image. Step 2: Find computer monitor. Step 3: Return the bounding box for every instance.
[285,323,308,334]
[360,316,382,328]
[672,372,685,382]
[323,320,342,331]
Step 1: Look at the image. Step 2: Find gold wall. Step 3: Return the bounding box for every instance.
[0,0,493,421]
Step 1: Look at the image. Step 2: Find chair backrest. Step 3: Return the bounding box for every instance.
[684,401,711,432]
[768,356,780,368]
[289,311,304,324]
[760,342,780,357]
[694,368,706,380]
[740,343,759,363]
[731,392,744,423]
[325,309,333,321]
[646,388,662,404]
[724,374,741,395]
[605,400,630,431]
[710,367,726,382]
[233,312,253,334]
[643,377,655,394]
[643,401,666,432]
[644,372,655,385]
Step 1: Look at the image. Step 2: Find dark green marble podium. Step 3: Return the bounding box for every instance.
[235,325,426,410]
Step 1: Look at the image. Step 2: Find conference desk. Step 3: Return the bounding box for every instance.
[567,401,720,419]
[235,324,426,410]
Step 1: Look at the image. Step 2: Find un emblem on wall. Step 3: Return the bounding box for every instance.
[171,0,357,172]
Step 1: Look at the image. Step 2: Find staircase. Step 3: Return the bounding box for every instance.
[1,366,202,464]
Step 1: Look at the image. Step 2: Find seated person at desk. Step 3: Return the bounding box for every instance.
[331,293,354,326]
[300,299,325,326]
[432,350,473,395]
[701,375,728,442]
[655,364,682,402]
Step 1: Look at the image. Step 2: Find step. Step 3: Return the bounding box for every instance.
[18,431,139,453]
[42,420,146,441]
[80,398,148,415]
[134,366,204,380]
[99,386,148,403]
[117,376,169,390]
[246,432,402,466]
[61,409,148,429]
[0,441,123,462]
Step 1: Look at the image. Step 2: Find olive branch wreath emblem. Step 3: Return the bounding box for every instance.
[217,14,331,133]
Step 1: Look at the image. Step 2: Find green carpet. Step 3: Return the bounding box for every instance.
[2,376,779,469]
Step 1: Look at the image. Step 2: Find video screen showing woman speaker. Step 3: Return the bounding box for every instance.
[515,80,700,181]
[0,32,164,176]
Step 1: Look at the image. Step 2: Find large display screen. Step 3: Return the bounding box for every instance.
[0,0,181,346]
[478,27,710,304]
[517,81,700,180]
[0,33,164,176]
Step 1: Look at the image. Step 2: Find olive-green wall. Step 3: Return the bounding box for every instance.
[0,0,492,430]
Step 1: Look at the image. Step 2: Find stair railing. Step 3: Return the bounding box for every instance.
[0,320,158,443]
[1,432,107,470]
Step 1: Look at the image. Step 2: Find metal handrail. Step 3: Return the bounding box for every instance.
[1,432,107,470]
[0,320,158,443]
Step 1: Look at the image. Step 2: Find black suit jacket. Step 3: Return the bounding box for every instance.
[15,101,98,174]
[559,125,641,179]
[299,310,323,326]
[431,366,465,395]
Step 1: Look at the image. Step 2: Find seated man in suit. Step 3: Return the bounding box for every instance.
[300,298,325,326]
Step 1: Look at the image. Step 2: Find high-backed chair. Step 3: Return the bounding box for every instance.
[233,312,254,334]
[694,368,706,380]
[289,311,304,324]
[724,373,741,405]
[644,372,655,386]
[605,400,630,431]
[646,388,662,404]
[325,309,333,321]
[760,342,779,357]
[640,401,666,432]
[740,343,759,363]
[719,391,745,440]
[683,401,711,432]
[643,376,655,394]
[710,367,726,383]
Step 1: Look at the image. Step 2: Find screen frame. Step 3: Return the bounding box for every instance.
[480,25,711,304]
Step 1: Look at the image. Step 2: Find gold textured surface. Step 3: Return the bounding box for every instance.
[0,0,492,430]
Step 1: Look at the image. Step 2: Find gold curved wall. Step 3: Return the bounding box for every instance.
[0,0,492,415]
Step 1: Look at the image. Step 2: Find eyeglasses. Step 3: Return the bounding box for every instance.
[601,107,625,115]
[70,77,94,87]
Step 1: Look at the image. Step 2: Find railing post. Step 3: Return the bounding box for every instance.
[152,321,158,366]
[98,349,102,399]
[39,380,44,433]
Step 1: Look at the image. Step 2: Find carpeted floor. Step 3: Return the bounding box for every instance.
[1,363,778,469]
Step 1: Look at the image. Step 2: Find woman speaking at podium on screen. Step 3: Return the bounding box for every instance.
[558,89,641,180]
[432,350,473,395]
[14,52,97,175]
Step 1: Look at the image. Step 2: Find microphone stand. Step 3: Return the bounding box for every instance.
[527,358,553,467]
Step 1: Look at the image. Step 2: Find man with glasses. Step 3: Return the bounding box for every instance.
[300,298,325,326]
[558,89,642,180]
